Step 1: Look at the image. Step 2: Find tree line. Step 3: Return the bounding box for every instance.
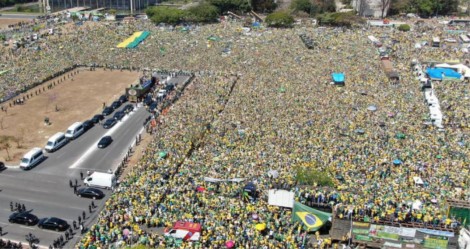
[0,0,35,8]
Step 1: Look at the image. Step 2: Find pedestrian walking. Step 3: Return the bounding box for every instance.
[73,220,77,230]
[68,227,73,236]
[91,200,95,208]
[88,205,92,214]
[79,223,84,234]
[59,235,64,245]
[75,178,78,187]
[80,171,83,180]
[82,211,86,220]
[21,204,26,212]
[69,179,72,188]
[78,216,81,224]
[65,231,69,240]
[73,185,77,194]
[0,226,3,236]
[10,202,13,211]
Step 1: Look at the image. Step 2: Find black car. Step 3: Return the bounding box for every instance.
[124,104,134,113]
[113,111,125,121]
[91,114,104,124]
[0,161,5,171]
[102,107,114,116]
[118,95,128,104]
[83,120,94,131]
[98,136,113,148]
[77,187,105,199]
[111,100,121,110]
[38,217,69,231]
[103,118,117,129]
[8,212,39,226]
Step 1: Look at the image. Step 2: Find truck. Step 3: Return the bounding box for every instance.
[84,172,116,189]
[381,57,400,82]
[164,221,202,241]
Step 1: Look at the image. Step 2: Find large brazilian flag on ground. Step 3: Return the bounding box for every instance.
[292,201,332,231]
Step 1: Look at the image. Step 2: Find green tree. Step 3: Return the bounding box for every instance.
[265,11,294,27]
[188,3,219,23]
[291,0,315,13]
[208,0,251,14]
[0,135,12,161]
[294,164,335,187]
[252,0,277,13]
[146,6,188,24]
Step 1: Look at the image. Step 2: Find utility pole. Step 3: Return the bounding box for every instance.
[130,0,133,15]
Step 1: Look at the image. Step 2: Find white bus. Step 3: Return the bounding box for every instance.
[460,34,470,43]
[432,37,440,47]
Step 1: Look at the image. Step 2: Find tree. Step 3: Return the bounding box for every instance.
[108,8,117,16]
[146,6,188,24]
[397,23,410,31]
[208,0,251,14]
[294,163,335,187]
[380,0,392,17]
[291,0,315,13]
[251,0,276,12]
[265,11,294,27]
[0,135,12,161]
[188,3,219,23]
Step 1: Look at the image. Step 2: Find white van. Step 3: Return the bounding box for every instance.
[45,132,68,152]
[65,122,84,140]
[20,147,45,170]
[84,172,116,189]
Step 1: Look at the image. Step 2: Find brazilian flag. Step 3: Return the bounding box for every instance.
[292,202,332,231]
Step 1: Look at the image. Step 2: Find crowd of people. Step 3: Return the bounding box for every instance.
[1,14,469,248]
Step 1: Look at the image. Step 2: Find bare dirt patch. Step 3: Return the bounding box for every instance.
[0,68,139,164]
[0,18,31,29]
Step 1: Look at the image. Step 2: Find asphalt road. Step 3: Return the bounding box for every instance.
[0,103,151,248]
[0,13,40,19]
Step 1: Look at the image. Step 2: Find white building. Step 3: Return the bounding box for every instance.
[351,0,390,18]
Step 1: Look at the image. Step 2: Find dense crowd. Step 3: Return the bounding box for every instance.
[1,16,469,248]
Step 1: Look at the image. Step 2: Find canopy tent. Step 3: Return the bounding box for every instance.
[426,68,462,80]
[331,73,345,86]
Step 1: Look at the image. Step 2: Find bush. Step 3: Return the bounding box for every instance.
[146,6,188,25]
[188,3,219,23]
[265,11,294,28]
[208,0,251,14]
[397,24,410,31]
[295,164,335,187]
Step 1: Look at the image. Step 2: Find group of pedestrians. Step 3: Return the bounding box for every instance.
[1,14,468,249]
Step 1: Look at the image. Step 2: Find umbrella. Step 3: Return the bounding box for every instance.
[196,186,206,192]
[225,240,235,248]
[159,151,168,159]
[393,159,402,165]
[252,213,259,220]
[367,105,377,111]
[436,155,442,159]
[255,223,266,231]
[123,228,130,236]
[267,170,279,178]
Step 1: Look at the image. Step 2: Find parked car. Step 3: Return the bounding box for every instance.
[102,107,114,116]
[91,114,104,124]
[76,187,105,199]
[38,217,69,231]
[111,101,121,110]
[9,212,39,226]
[113,111,125,121]
[98,136,113,148]
[0,161,6,171]
[124,104,134,113]
[118,95,128,104]
[82,120,94,131]
[103,118,117,129]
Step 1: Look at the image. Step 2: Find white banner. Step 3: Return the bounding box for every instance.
[268,189,294,208]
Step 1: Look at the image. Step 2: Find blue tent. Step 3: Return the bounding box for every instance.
[426,68,461,80]
[332,73,345,86]
[252,22,261,28]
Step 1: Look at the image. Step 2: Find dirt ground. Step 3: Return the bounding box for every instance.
[0,68,140,164]
[0,18,31,29]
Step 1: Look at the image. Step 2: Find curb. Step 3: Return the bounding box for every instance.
[5,164,20,169]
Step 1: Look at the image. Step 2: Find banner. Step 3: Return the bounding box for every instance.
[268,190,294,208]
[354,234,373,241]
[353,228,369,235]
[369,225,399,240]
[292,201,331,232]
[423,236,448,249]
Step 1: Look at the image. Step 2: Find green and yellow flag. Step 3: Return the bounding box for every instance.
[292,201,332,231]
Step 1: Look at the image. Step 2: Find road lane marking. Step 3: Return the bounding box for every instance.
[69,107,141,169]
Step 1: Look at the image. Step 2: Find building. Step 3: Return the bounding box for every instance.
[351,0,390,18]
[45,0,158,12]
